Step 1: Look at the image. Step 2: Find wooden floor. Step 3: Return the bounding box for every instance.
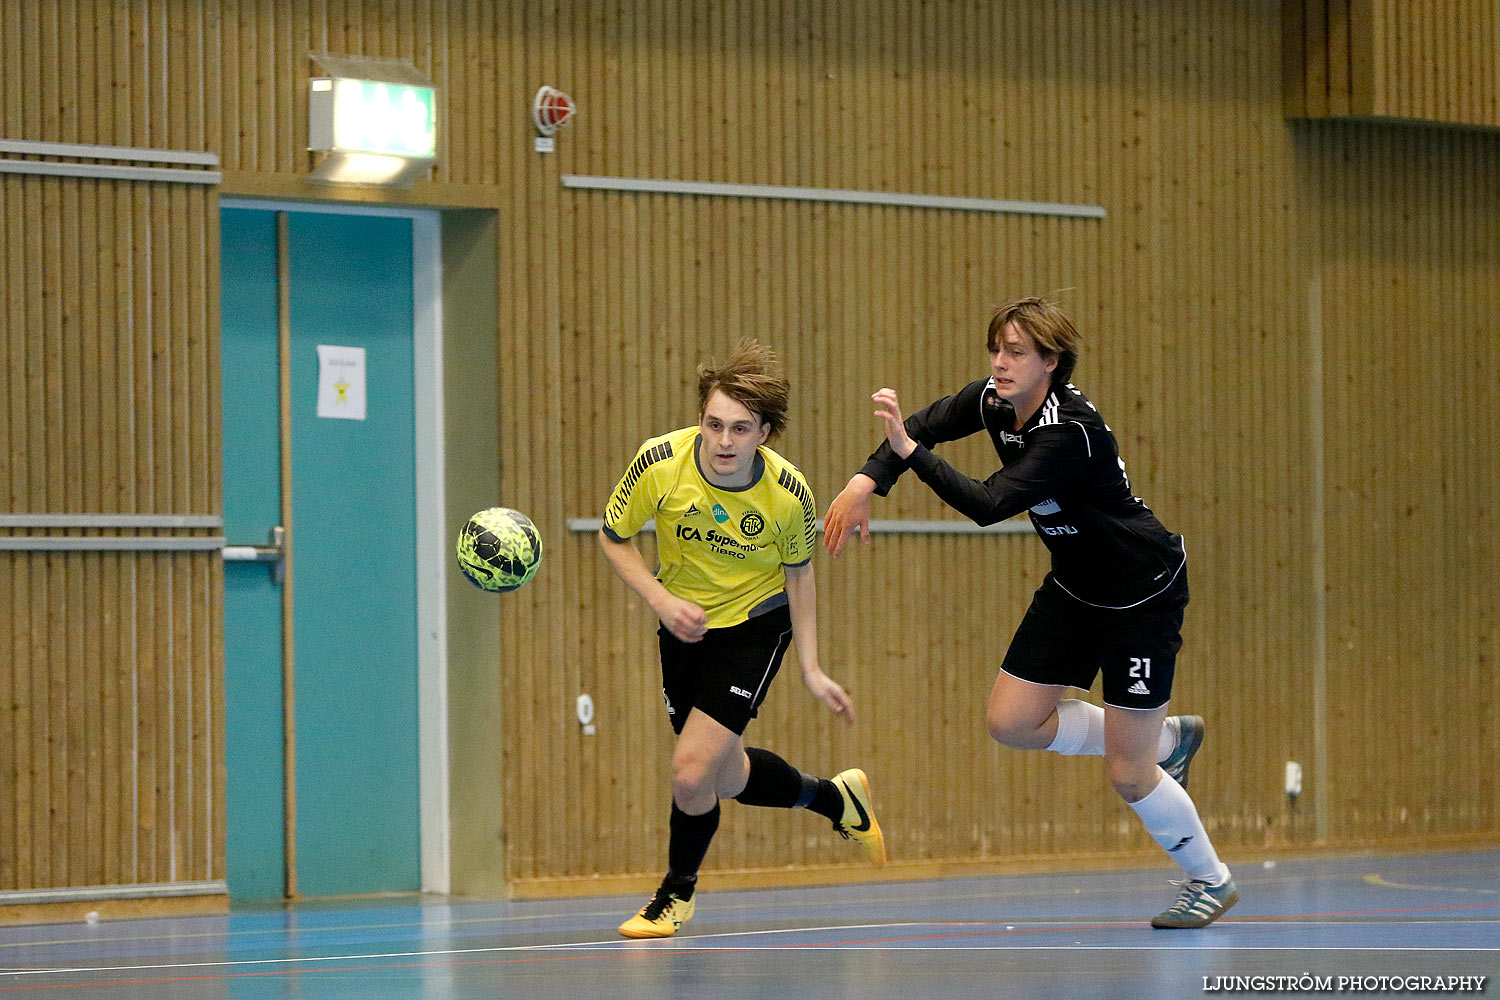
[0,849,1494,998]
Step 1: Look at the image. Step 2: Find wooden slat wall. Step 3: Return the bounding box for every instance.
[1378,1,1500,126]
[0,0,223,898]
[0,169,222,894]
[2,0,1495,900]
[1299,120,1500,843]
[1284,0,1369,117]
[1285,0,1500,127]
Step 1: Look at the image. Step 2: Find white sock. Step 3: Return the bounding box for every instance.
[1047,700,1178,761]
[1127,772,1229,885]
[1156,720,1177,762]
[1046,699,1106,755]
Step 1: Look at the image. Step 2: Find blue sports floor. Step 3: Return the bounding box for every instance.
[0,850,1493,998]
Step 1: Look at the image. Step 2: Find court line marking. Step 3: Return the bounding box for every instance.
[4,895,1496,969]
[3,943,1496,984]
[0,881,1182,950]
[2,942,1497,991]
[1364,874,1499,894]
[0,923,935,977]
[0,888,1130,951]
[4,912,1500,980]
[8,890,1495,961]
[6,863,1492,952]
[2,947,1492,995]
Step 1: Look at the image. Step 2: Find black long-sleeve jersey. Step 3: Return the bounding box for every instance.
[857,377,1186,609]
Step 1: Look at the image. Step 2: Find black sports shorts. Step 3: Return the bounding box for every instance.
[658,605,794,736]
[998,568,1188,710]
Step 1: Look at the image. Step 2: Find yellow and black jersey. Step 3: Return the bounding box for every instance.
[602,426,818,628]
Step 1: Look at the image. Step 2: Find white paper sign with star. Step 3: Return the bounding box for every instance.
[316,344,366,420]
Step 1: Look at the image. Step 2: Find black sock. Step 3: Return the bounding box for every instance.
[806,778,844,824]
[666,801,720,894]
[735,747,844,823]
[734,747,804,807]
[661,871,697,901]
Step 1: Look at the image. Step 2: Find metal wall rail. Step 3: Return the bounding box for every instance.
[0,513,226,551]
[561,174,1107,219]
[0,138,222,183]
[0,881,227,905]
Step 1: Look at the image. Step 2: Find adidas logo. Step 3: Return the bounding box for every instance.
[1128,679,1151,695]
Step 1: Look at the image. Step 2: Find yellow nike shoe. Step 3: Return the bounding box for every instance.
[831,768,887,865]
[618,885,696,938]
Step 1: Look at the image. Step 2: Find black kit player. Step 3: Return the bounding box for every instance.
[598,340,886,939]
[823,297,1238,928]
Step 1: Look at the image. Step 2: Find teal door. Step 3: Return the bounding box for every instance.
[221,208,287,901]
[221,206,423,899]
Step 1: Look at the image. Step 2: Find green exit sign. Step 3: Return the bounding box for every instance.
[309,78,437,158]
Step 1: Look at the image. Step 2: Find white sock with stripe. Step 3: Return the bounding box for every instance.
[1127,772,1229,884]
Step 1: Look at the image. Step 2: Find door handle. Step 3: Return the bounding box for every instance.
[222,525,286,583]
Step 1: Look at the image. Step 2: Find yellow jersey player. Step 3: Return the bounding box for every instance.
[599,340,885,939]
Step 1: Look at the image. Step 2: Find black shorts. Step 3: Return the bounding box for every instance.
[999,569,1188,710]
[658,605,794,736]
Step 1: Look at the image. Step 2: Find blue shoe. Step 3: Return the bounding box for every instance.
[1160,715,1205,789]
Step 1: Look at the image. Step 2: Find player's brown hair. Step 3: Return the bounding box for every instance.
[987,297,1081,386]
[696,339,790,439]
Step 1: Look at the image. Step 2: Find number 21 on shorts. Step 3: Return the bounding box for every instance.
[1129,657,1152,678]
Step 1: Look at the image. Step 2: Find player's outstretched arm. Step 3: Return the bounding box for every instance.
[596,529,707,642]
[823,474,876,557]
[872,388,918,459]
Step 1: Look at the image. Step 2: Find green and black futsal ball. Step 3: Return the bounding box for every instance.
[455,507,543,592]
